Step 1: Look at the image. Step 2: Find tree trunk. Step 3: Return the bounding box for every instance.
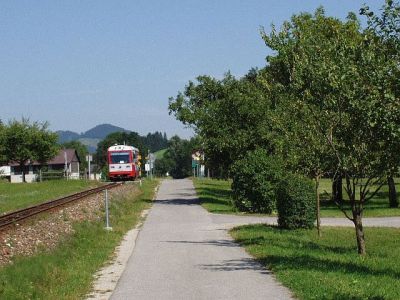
[388,176,398,208]
[332,174,343,202]
[19,163,26,183]
[353,211,366,255]
[315,175,321,237]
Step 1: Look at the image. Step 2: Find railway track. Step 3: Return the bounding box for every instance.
[0,182,122,231]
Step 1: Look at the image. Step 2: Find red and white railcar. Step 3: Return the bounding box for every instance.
[107,145,140,181]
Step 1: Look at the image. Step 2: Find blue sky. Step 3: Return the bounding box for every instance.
[0,0,382,138]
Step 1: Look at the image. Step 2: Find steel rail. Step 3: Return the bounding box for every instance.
[0,182,122,231]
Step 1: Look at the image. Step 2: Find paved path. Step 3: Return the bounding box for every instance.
[111,179,294,300]
[210,214,400,229]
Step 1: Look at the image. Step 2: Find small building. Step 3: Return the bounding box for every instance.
[9,149,81,183]
[0,165,11,181]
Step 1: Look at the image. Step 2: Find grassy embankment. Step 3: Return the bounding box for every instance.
[231,225,400,300]
[0,179,158,299]
[154,148,167,160]
[193,178,400,217]
[0,180,101,214]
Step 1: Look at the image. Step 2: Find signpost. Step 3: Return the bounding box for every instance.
[86,154,93,180]
[192,150,204,178]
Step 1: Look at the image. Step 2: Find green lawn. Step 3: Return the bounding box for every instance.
[231,225,400,300]
[0,179,158,299]
[193,178,400,217]
[0,180,101,214]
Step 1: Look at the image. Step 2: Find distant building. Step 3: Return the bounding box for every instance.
[8,149,81,183]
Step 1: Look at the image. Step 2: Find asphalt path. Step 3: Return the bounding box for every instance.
[111,179,294,300]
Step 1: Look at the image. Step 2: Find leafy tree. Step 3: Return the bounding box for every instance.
[165,135,198,179]
[262,7,400,254]
[169,71,274,177]
[0,119,59,182]
[231,149,284,213]
[271,96,333,236]
[61,140,89,170]
[0,121,6,164]
[154,155,174,177]
[361,0,400,207]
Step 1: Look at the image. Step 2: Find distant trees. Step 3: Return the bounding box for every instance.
[0,119,59,182]
[143,131,168,152]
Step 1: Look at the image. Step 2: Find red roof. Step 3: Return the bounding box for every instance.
[9,149,80,166]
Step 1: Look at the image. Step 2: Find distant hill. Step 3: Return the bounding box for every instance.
[81,124,130,139]
[57,124,131,152]
[57,124,168,154]
[56,130,80,143]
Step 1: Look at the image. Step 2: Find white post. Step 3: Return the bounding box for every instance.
[104,189,112,230]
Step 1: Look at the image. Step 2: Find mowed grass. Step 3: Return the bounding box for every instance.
[0,179,158,300]
[154,148,167,160]
[0,180,101,214]
[193,178,400,217]
[231,225,400,300]
[193,178,237,214]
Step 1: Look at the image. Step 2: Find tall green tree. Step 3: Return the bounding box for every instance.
[361,0,400,207]
[0,119,59,182]
[169,71,274,177]
[164,136,199,179]
[262,8,400,254]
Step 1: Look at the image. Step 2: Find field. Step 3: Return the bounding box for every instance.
[193,178,400,217]
[0,180,101,214]
[0,179,158,299]
[231,225,400,300]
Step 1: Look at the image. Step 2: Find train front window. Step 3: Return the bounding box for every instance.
[110,152,131,164]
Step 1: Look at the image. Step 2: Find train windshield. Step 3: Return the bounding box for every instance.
[110,152,131,164]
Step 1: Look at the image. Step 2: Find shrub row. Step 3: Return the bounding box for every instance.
[231,149,316,229]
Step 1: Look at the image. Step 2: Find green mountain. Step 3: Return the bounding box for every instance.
[57,124,130,153]
[81,124,130,139]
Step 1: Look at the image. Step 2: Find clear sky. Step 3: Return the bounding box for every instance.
[0,0,382,138]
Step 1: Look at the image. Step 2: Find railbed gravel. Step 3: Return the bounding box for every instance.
[0,183,138,266]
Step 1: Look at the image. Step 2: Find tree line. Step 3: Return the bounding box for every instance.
[168,1,400,254]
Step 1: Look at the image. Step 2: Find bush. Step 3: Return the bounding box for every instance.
[276,174,316,229]
[231,149,284,213]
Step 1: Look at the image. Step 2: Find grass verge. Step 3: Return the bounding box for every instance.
[231,225,400,300]
[193,178,400,217]
[193,178,237,214]
[0,180,101,214]
[0,179,158,300]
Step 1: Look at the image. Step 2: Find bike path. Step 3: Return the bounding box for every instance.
[111,179,294,300]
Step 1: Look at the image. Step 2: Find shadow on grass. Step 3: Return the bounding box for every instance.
[236,235,354,255]
[197,187,232,199]
[233,227,400,281]
[330,294,385,300]
[257,254,400,280]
